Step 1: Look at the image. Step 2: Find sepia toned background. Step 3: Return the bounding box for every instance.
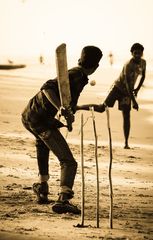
[0,0,153,240]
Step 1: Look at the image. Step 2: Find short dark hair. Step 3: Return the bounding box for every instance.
[78,46,103,69]
[130,43,144,53]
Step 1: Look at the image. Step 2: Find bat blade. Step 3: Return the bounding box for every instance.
[56,43,71,108]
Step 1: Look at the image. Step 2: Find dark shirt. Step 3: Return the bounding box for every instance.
[22,66,88,126]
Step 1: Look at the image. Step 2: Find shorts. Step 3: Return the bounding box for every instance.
[104,85,131,111]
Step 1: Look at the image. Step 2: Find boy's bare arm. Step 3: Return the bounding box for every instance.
[124,66,139,110]
[133,70,146,96]
[125,79,139,110]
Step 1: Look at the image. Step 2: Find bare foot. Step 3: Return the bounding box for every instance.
[124,145,130,149]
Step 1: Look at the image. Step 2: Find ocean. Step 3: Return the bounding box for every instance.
[0,61,113,103]
[0,59,153,111]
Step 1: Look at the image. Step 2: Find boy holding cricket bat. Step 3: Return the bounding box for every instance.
[21,45,102,214]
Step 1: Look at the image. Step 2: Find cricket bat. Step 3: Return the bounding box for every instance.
[56,43,74,131]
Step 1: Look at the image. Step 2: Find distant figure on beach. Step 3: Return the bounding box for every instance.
[21,46,102,214]
[39,54,44,64]
[108,51,114,66]
[77,43,146,149]
[8,59,13,64]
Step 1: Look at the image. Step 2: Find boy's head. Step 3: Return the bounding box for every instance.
[130,43,144,62]
[78,46,103,69]
[130,43,144,53]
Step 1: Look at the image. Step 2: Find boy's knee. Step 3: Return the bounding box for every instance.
[60,158,77,171]
[94,104,105,112]
[62,158,77,167]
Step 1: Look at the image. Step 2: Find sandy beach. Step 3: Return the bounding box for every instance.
[0,65,153,240]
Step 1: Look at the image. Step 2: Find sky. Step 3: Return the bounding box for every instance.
[0,0,153,62]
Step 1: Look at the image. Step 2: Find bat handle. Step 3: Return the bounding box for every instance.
[67,123,73,132]
[60,106,74,132]
[66,109,74,132]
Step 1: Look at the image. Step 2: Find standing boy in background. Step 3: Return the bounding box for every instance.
[21,45,102,214]
[77,43,146,149]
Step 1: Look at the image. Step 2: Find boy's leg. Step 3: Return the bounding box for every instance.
[76,104,105,112]
[38,128,77,192]
[36,137,50,180]
[21,118,50,203]
[76,86,120,112]
[119,95,131,149]
[122,109,131,149]
[32,138,50,204]
[38,128,80,214]
[104,86,120,108]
